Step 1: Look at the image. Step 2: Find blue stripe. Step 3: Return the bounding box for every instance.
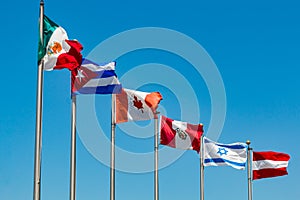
[204,139,246,149]
[73,84,122,95]
[95,70,117,78]
[215,143,246,149]
[204,158,246,167]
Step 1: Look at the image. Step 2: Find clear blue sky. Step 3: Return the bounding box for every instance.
[1,0,299,199]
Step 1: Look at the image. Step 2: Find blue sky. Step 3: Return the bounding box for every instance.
[1,0,300,199]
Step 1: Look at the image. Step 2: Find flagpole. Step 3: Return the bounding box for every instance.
[200,135,204,200]
[246,140,252,200]
[33,1,44,200]
[110,94,116,200]
[70,95,77,200]
[154,113,160,200]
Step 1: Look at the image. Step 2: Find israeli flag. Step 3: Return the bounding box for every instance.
[203,137,247,170]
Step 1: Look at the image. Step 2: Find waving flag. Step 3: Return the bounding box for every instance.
[160,116,203,152]
[115,88,162,123]
[38,15,82,71]
[72,59,122,95]
[203,137,247,170]
[252,151,290,180]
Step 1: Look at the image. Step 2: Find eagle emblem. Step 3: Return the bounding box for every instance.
[47,41,63,55]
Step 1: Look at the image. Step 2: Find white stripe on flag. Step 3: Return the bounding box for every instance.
[83,76,120,87]
[252,160,289,170]
[82,62,115,71]
[126,89,153,121]
[172,120,193,150]
[43,27,69,70]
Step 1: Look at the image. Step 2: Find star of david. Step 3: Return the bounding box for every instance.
[217,147,228,156]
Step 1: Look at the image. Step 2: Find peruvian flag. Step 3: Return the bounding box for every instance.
[252,151,290,180]
[160,116,203,152]
[115,88,162,123]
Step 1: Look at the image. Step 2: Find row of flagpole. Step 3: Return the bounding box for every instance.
[34,1,290,200]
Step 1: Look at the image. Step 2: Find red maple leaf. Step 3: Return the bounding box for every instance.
[133,95,144,113]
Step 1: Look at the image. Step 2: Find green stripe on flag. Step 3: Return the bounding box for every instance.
[38,15,59,62]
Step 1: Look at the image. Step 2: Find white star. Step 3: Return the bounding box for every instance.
[76,69,85,82]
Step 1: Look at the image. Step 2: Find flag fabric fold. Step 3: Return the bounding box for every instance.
[252,151,290,180]
[160,116,203,152]
[71,58,122,95]
[115,88,162,123]
[203,137,247,170]
[38,15,82,71]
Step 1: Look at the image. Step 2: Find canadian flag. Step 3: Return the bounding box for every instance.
[115,88,162,123]
[160,116,204,152]
[252,151,290,180]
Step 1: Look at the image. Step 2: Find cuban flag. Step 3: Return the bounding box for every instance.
[203,137,247,170]
[71,59,122,95]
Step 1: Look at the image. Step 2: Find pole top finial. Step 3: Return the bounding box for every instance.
[246,140,251,145]
[40,0,44,5]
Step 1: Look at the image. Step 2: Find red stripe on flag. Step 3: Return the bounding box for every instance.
[160,116,176,148]
[253,167,288,180]
[253,151,290,161]
[145,92,163,119]
[71,66,98,93]
[54,40,83,71]
[186,123,203,152]
[115,89,129,123]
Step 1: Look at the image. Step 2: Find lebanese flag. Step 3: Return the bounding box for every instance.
[38,15,82,71]
[160,116,203,152]
[115,88,162,123]
[252,151,290,180]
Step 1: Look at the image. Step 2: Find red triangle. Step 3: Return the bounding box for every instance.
[71,66,98,93]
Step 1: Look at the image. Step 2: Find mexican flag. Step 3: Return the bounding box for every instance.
[38,15,82,71]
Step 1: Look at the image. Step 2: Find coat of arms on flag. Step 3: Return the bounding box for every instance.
[160,116,203,152]
[38,15,83,71]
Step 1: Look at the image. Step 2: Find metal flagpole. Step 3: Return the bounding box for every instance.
[70,95,77,200]
[246,140,253,200]
[200,135,204,200]
[154,114,160,200]
[33,1,44,199]
[110,94,116,200]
